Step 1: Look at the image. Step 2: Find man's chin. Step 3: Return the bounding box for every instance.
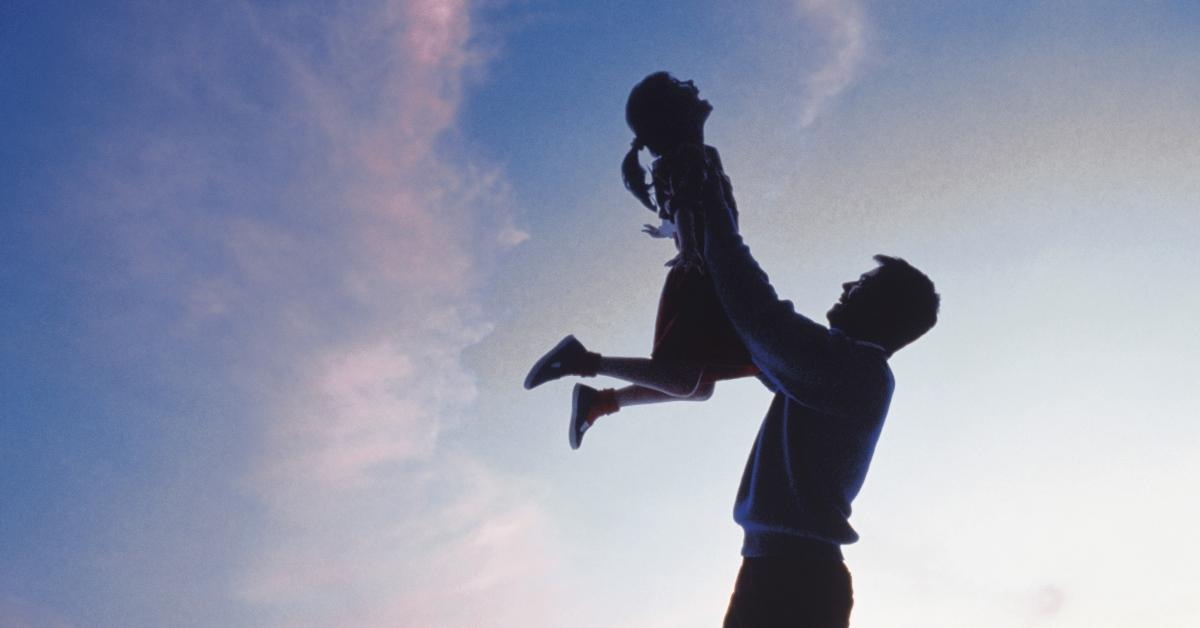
[826,305,842,326]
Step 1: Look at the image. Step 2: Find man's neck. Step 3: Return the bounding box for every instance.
[831,327,889,355]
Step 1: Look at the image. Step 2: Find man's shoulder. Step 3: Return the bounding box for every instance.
[834,333,894,385]
[798,330,894,414]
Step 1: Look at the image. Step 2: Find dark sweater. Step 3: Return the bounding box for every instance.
[700,176,894,555]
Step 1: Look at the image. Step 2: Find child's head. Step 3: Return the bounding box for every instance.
[622,72,713,211]
[625,72,711,154]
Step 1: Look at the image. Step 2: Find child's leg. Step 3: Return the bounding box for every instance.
[524,336,711,396]
[571,381,710,444]
[614,382,714,408]
[595,357,706,397]
[570,382,716,449]
[580,382,715,426]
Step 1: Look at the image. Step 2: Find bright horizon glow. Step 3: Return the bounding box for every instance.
[2,1,1198,626]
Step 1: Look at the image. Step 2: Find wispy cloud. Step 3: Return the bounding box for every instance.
[239,452,561,628]
[64,0,547,625]
[229,2,552,624]
[794,0,870,126]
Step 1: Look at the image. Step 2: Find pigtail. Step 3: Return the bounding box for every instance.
[621,138,656,212]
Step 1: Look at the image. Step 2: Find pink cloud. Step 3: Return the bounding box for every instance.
[69,0,546,624]
[210,2,556,625]
[405,0,472,69]
[60,0,551,623]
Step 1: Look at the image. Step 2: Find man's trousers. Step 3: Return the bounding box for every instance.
[723,555,853,628]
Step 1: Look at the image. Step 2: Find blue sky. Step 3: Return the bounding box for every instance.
[3,1,1199,626]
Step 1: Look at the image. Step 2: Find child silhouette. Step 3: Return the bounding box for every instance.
[525,72,757,449]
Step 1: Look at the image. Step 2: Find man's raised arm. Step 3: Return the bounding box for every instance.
[701,187,885,416]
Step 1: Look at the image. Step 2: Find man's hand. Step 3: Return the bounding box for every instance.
[665,249,705,274]
[642,221,676,239]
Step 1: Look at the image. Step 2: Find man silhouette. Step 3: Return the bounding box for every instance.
[700,188,939,627]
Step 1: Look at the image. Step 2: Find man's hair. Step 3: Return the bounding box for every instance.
[869,254,939,353]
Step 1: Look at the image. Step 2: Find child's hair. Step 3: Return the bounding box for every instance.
[622,137,655,212]
[621,71,706,214]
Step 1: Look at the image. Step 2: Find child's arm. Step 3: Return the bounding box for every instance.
[664,144,710,272]
[670,204,704,272]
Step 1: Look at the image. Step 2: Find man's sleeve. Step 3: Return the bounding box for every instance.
[701,188,884,417]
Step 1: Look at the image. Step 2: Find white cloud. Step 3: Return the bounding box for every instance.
[498,224,532,248]
[794,0,870,126]
[238,451,562,628]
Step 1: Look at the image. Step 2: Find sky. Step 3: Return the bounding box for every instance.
[2,1,1199,626]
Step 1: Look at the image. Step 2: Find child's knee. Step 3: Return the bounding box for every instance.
[665,365,706,396]
[690,382,715,400]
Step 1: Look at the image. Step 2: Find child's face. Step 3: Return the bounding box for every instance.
[671,77,712,119]
[649,78,712,153]
[628,73,713,154]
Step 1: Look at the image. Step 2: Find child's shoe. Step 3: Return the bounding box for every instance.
[524,335,600,389]
[570,384,618,450]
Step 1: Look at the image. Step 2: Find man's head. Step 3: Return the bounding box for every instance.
[827,255,940,355]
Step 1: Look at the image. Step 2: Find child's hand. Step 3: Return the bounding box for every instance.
[642,221,676,239]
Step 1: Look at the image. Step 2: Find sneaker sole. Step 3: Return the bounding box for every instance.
[523,335,579,390]
[570,383,591,450]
